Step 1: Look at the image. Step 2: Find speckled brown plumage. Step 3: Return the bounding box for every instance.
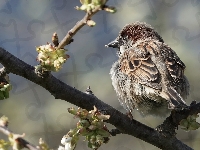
[106,22,189,117]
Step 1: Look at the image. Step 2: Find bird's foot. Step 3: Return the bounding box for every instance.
[168,102,189,111]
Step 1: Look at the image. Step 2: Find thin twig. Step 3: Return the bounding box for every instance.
[0,126,39,150]
[57,6,102,49]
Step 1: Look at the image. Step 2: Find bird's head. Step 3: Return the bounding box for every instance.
[106,22,164,55]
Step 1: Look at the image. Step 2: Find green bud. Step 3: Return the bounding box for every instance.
[91,120,104,128]
[190,114,199,120]
[79,127,89,136]
[95,135,104,143]
[79,120,90,128]
[56,49,67,57]
[76,108,89,119]
[89,135,96,144]
[67,107,110,149]
[67,129,76,137]
[0,84,11,100]
[68,108,77,115]
[104,6,117,13]
[96,129,110,137]
[91,144,99,149]
[36,43,68,72]
[92,0,106,6]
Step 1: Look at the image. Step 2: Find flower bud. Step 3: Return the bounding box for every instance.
[92,0,106,6]
[79,120,90,128]
[36,43,68,72]
[68,108,77,115]
[80,0,92,5]
[87,20,96,27]
[104,6,117,13]
[0,116,9,127]
[52,32,59,47]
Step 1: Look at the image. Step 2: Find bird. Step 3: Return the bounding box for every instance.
[106,21,190,117]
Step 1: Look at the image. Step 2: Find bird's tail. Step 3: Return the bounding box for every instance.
[164,87,187,110]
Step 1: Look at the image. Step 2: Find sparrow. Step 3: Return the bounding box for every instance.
[106,21,190,117]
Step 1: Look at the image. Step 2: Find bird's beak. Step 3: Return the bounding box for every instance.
[105,39,119,48]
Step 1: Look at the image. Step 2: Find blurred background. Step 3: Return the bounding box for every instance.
[0,0,200,149]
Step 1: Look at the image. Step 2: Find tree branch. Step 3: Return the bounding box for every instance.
[0,47,196,150]
[0,125,39,150]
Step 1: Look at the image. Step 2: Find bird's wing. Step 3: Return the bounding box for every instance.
[119,42,161,90]
[156,41,187,106]
[120,39,186,87]
[146,40,186,88]
[119,39,187,107]
[160,43,186,85]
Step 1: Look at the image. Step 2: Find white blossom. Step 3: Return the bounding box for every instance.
[61,136,75,150]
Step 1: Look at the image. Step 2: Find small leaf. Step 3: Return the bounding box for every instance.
[3,91,9,99]
[188,122,200,130]
[179,119,188,128]
[79,120,90,128]
[190,114,199,120]
[0,92,5,100]
[79,127,89,136]
[96,129,110,137]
